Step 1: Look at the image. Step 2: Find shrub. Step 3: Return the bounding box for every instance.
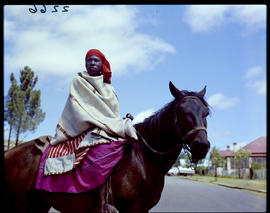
[251,161,263,170]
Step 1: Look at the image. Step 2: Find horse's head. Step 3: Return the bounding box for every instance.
[169,81,211,163]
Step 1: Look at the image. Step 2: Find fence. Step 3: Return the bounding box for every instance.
[208,167,266,179]
[253,169,267,179]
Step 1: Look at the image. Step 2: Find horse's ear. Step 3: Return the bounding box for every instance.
[197,86,207,98]
[169,81,181,98]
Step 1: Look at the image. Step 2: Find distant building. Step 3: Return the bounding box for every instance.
[218,136,266,178]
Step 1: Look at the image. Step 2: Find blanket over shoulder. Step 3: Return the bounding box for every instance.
[50,71,137,146]
[45,72,137,175]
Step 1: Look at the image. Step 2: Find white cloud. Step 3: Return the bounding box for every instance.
[4,5,175,80]
[231,5,266,32]
[183,5,230,33]
[133,108,155,124]
[207,93,239,110]
[246,78,266,96]
[244,66,263,79]
[244,66,266,96]
[183,5,266,33]
[254,79,266,95]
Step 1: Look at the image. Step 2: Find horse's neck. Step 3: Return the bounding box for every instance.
[135,101,181,175]
[136,102,178,149]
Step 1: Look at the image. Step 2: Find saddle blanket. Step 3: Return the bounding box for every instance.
[35,140,127,193]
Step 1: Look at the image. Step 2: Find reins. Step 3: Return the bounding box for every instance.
[136,131,182,156]
[137,126,206,158]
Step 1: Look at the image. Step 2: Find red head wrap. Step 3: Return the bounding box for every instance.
[85,49,112,84]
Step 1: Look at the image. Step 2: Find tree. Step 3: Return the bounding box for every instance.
[194,159,206,175]
[174,151,206,173]
[173,152,187,167]
[251,161,262,170]
[4,73,20,149]
[173,152,192,168]
[4,66,46,146]
[184,155,196,168]
[210,146,225,181]
[173,153,182,167]
[234,148,251,179]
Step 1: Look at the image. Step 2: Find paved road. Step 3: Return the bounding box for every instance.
[150,176,266,212]
[49,176,266,212]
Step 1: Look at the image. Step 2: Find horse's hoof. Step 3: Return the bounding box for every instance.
[103,204,119,213]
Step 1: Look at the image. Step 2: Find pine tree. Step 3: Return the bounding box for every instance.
[4,73,19,149]
[4,66,46,146]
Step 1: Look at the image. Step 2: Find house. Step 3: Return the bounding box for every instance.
[218,136,266,178]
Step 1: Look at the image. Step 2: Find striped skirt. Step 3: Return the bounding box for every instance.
[44,130,121,176]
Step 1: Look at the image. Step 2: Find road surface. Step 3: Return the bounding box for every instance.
[150,176,266,212]
[49,176,266,212]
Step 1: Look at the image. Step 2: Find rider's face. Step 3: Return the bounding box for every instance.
[86,55,103,76]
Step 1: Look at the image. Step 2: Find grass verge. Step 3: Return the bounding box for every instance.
[178,174,266,197]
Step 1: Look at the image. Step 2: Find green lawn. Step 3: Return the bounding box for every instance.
[178,174,266,197]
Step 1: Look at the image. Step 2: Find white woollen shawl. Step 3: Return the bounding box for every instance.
[50,71,138,146]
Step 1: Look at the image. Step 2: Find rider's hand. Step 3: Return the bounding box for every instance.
[125,113,134,121]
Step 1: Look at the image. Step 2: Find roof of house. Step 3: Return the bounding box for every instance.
[219,136,266,158]
[219,150,234,157]
[242,136,266,153]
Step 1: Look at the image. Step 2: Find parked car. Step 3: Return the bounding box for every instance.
[178,166,195,176]
[167,167,180,176]
[167,166,195,176]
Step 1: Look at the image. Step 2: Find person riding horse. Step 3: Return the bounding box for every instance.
[5,77,211,213]
[43,49,138,212]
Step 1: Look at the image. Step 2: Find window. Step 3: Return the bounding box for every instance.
[230,158,249,169]
[251,157,266,168]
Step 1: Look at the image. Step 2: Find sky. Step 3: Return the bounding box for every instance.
[3,5,266,153]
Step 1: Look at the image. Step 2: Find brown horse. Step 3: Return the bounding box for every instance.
[4,81,211,213]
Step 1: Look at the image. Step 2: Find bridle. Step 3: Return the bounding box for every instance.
[174,114,207,167]
[137,100,207,163]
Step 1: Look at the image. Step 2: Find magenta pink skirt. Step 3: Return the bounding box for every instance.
[35,141,127,193]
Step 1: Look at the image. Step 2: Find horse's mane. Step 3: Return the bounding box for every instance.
[134,101,174,133]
